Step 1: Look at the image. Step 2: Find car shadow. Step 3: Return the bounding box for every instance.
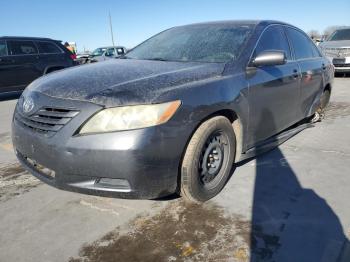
[249,109,349,261]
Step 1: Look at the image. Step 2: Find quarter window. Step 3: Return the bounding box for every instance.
[37,41,62,54]
[285,28,315,60]
[0,41,7,56]
[255,26,291,60]
[8,40,38,55]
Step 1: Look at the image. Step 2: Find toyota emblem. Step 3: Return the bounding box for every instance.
[23,97,35,114]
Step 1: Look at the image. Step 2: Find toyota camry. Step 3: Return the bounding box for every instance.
[12,20,333,202]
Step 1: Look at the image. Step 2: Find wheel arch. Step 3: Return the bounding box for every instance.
[175,108,245,195]
[181,108,245,171]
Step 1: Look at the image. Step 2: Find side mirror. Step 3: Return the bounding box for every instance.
[251,50,286,67]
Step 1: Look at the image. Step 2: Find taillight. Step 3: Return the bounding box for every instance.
[70,54,77,60]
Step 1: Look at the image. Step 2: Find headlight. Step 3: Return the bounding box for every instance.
[79,100,181,134]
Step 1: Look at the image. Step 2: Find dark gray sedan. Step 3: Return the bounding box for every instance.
[12,20,334,202]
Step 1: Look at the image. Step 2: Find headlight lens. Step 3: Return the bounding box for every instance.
[79,100,181,134]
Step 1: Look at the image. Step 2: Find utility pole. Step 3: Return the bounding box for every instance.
[109,11,116,47]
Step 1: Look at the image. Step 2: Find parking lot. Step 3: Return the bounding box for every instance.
[0,77,349,261]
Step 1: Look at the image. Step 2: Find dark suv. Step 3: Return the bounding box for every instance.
[0,37,75,94]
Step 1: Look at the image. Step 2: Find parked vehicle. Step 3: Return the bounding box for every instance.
[319,27,350,73]
[75,51,91,64]
[12,20,333,202]
[0,37,76,94]
[87,46,126,63]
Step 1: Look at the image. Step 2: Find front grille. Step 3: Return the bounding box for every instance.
[15,107,79,136]
[334,63,350,67]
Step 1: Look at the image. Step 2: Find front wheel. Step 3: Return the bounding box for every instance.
[180,116,236,202]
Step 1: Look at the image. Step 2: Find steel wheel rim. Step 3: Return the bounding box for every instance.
[199,130,229,188]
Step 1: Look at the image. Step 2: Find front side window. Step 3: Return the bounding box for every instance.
[285,28,314,60]
[127,24,254,63]
[37,41,61,54]
[0,40,7,56]
[105,48,116,56]
[8,40,38,55]
[254,26,291,60]
[328,29,350,41]
[91,48,107,56]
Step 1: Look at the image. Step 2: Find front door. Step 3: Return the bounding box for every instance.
[247,25,301,148]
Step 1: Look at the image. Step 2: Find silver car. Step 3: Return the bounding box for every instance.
[319,27,350,73]
[89,46,126,63]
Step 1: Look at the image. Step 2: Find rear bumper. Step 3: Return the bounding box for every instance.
[12,93,194,199]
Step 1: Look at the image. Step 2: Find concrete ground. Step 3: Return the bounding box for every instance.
[0,78,349,262]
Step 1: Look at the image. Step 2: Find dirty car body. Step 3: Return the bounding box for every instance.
[12,20,333,199]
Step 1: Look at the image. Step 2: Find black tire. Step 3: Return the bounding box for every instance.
[311,89,331,123]
[320,89,331,110]
[180,116,236,202]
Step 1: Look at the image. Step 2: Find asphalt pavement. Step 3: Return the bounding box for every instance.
[0,78,349,262]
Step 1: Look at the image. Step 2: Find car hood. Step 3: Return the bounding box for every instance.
[320,40,350,48]
[27,59,225,106]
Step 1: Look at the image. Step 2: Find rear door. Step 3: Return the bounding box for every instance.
[36,41,66,71]
[0,40,18,93]
[247,25,301,147]
[6,40,42,91]
[285,27,325,118]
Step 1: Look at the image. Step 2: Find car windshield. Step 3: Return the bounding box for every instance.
[126,24,254,63]
[328,29,350,41]
[91,48,107,56]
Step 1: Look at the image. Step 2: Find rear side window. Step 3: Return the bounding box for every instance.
[37,41,62,54]
[310,43,322,58]
[255,26,291,60]
[8,40,38,55]
[0,41,7,56]
[285,28,315,60]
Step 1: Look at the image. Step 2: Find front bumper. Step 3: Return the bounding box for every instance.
[326,56,350,72]
[12,93,194,199]
[333,65,350,73]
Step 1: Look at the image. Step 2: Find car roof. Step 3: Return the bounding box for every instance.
[175,20,293,28]
[333,27,350,30]
[0,36,61,42]
[96,46,125,49]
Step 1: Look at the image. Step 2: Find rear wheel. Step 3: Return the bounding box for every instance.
[311,89,331,123]
[180,116,236,202]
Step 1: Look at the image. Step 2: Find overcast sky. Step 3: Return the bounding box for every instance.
[1,0,349,52]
